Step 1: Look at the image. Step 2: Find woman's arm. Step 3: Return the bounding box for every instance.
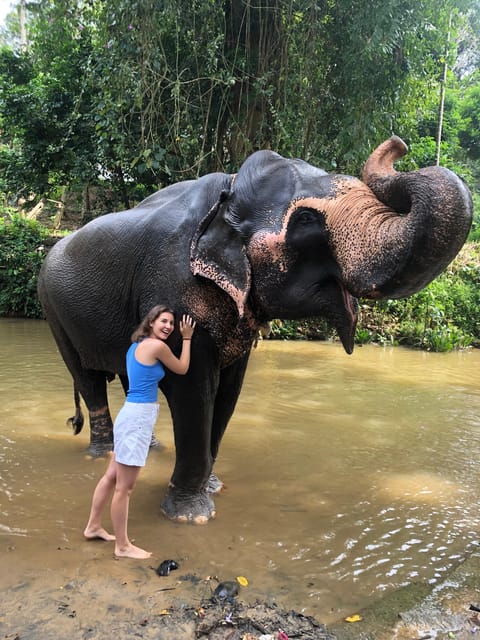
[154,314,196,375]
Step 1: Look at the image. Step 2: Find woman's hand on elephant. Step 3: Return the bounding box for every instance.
[180,314,196,340]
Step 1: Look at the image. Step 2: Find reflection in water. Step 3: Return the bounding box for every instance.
[1,318,480,622]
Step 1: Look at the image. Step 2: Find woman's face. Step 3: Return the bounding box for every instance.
[150,311,175,341]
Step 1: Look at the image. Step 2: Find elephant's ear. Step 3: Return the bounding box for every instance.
[190,190,251,317]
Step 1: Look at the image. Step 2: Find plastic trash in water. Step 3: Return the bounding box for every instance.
[155,559,179,576]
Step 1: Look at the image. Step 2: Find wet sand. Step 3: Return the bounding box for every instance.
[1,530,479,640]
[0,536,333,639]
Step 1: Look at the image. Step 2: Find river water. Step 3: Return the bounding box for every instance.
[1,317,479,625]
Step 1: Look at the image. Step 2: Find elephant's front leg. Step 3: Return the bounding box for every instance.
[160,365,220,524]
[207,351,251,495]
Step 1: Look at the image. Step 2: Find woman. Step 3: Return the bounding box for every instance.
[83,305,196,559]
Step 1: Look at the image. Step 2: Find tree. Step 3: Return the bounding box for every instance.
[0,0,478,211]
[0,0,99,203]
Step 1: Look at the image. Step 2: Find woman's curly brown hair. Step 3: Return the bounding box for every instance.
[131,305,175,342]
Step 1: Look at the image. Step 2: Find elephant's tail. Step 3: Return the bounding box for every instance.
[67,385,84,435]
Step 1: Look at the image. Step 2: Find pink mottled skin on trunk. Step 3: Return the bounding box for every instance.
[362,135,408,182]
[248,180,405,298]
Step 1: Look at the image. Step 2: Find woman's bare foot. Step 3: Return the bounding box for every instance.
[114,543,152,559]
[84,526,116,541]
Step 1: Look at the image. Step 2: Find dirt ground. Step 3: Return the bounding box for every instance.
[0,555,334,640]
[1,548,480,640]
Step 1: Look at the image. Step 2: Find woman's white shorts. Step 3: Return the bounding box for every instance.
[113,401,159,467]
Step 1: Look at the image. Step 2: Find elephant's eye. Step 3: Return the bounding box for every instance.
[294,208,321,224]
[287,207,329,252]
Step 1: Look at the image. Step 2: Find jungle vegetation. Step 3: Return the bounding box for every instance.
[0,0,479,351]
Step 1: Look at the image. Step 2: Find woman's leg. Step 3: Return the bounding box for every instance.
[84,453,117,541]
[111,461,151,559]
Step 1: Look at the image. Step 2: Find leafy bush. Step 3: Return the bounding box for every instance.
[355,327,374,345]
[270,318,332,340]
[360,245,480,351]
[423,326,471,352]
[467,193,480,241]
[0,212,48,317]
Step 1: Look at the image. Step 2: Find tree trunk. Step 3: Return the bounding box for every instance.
[52,187,67,229]
[436,11,452,166]
[81,183,93,224]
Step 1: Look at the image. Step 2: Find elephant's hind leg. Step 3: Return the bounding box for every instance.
[86,397,114,457]
[68,368,114,457]
[43,309,114,456]
[206,473,224,494]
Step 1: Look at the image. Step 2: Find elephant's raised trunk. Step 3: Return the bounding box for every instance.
[328,136,473,300]
[362,135,408,182]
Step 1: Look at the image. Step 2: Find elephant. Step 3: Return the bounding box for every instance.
[37,136,473,524]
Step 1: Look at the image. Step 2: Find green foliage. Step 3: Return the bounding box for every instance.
[0,211,48,317]
[270,318,332,341]
[468,193,480,241]
[458,75,480,161]
[0,0,107,205]
[355,327,375,345]
[0,0,478,208]
[362,246,480,351]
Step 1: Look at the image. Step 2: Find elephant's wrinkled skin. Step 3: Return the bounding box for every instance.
[38,137,472,523]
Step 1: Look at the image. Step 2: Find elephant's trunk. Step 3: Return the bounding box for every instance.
[327,136,473,300]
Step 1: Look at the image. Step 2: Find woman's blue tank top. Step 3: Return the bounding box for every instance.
[126,342,165,403]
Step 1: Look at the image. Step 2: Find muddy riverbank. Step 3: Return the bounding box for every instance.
[1,543,479,639]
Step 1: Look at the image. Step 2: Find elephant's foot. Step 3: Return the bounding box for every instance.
[161,484,216,524]
[149,432,163,450]
[206,473,224,494]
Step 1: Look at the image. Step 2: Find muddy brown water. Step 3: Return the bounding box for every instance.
[1,318,480,634]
